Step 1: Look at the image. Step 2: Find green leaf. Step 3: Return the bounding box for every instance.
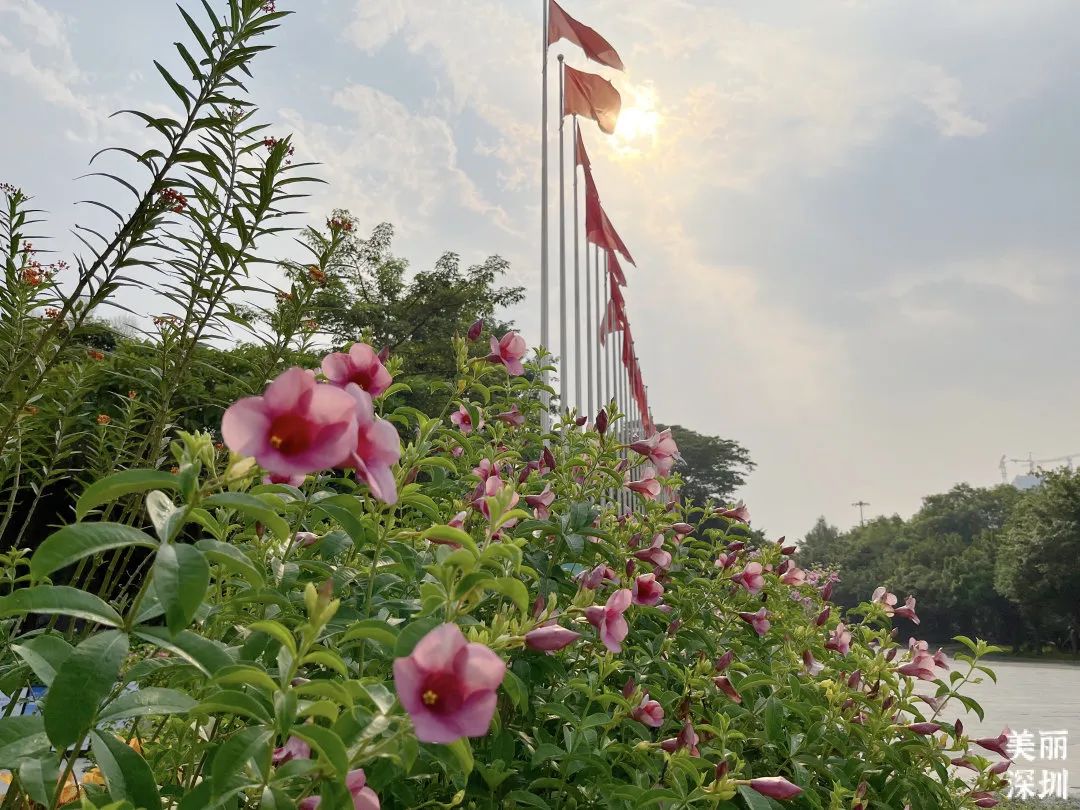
[31,523,157,581]
[193,689,272,723]
[153,543,210,633]
[134,627,233,676]
[212,664,280,694]
[146,490,185,543]
[195,539,265,586]
[18,755,58,807]
[249,620,297,657]
[293,724,349,777]
[44,630,129,749]
[341,618,398,650]
[422,525,479,555]
[0,716,51,768]
[447,737,474,776]
[99,687,196,723]
[738,785,778,810]
[490,577,529,615]
[76,469,180,520]
[11,634,74,687]
[91,729,161,810]
[204,492,289,540]
[210,726,272,799]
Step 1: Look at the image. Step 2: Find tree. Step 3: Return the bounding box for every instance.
[659,424,753,507]
[997,469,1080,652]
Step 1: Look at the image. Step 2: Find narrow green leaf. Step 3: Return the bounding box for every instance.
[422,525,479,555]
[76,469,180,520]
[45,630,129,749]
[210,726,272,799]
[153,543,210,633]
[17,755,58,807]
[195,539,265,586]
[193,689,272,723]
[91,729,161,810]
[98,687,196,723]
[0,585,123,627]
[204,492,290,540]
[11,634,74,687]
[31,523,157,580]
[0,716,51,768]
[293,724,349,778]
[134,627,233,676]
[447,737,474,776]
[490,577,529,615]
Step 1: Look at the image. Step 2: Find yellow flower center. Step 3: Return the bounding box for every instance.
[270,434,283,448]
[422,689,439,706]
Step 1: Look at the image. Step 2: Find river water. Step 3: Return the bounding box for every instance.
[937,657,1080,797]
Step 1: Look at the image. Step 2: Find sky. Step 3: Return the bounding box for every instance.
[3,0,1080,539]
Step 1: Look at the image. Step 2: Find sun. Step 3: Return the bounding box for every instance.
[611,83,661,157]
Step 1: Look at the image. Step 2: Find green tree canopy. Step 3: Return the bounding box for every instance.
[659,423,754,507]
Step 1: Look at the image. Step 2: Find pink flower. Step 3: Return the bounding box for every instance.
[631,694,664,728]
[338,384,400,504]
[973,728,1012,759]
[222,367,358,478]
[629,429,679,475]
[525,485,555,520]
[802,649,824,675]
[892,595,920,624]
[897,652,938,681]
[633,534,672,570]
[321,342,392,396]
[732,562,765,594]
[716,501,750,523]
[392,623,506,744]
[905,722,941,735]
[626,467,662,501]
[271,736,310,765]
[293,532,319,548]
[298,768,379,810]
[467,318,483,342]
[714,675,741,703]
[824,623,852,655]
[263,472,306,486]
[749,777,802,801]
[487,332,527,376]
[496,404,525,427]
[715,650,734,672]
[472,474,519,520]
[631,573,664,606]
[577,564,618,589]
[780,566,807,586]
[585,588,631,652]
[738,607,770,636]
[971,792,999,808]
[660,722,699,756]
[872,586,898,613]
[451,405,481,434]
[525,625,580,652]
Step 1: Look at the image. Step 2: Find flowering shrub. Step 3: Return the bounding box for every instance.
[0,1,1011,807]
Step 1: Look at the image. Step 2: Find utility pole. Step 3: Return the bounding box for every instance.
[852,500,869,526]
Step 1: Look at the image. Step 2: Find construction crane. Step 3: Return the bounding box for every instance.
[999,452,1080,483]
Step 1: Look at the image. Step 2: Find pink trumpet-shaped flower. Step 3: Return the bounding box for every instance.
[577,564,618,589]
[905,722,942,735]
[897,652,938,681]
[626,467,662,501]
[802,650,824,675]
[629,429,679,475]
[450,404,481,434]
[496,404,525,427]
[338,384,401,504]
[263,472,306,486]
[392,623,506,744]
[989,760,1011,775]
[872,586,898,612]
[660,722,700,756]
[633,534,673,570]
[749,777,802,801]
[973,728,1012,759]
[632,573,664,606]
[732,562,765,594]
[299,768,379,810]
[780,566,807,586]
[714,675,742,703]
[738,607,771,636]
[631,693,665,727]
[585,588,632,652]
[715,501,750,523]
[487,331,527,376]
[892,595,920,624]
[971,792,999,808]
[825,623,852,655]
[525,624,581,652]
[715,650,735,672]
[271,736,311,765]
[525,485,556,520]
[321,342,392,396]
[222,367,358,478]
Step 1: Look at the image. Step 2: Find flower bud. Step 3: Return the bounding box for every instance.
[377,345,390,363]
[595,408,608,435]
[715,650,734,672]
[467,318,483,341]
[525,625,580,652]
[748,777,802,801]
[714,761,729,780]
[575,415,587,426]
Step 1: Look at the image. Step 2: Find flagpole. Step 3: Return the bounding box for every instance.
[596,246,603,414]
[585,218,593,421]
[572,115,582,415]
[557,55,568,419]
[540,0,551,435]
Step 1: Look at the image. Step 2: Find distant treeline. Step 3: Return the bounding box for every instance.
[797,472,1080,653]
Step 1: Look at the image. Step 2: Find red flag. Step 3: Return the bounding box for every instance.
[606,250,626,286]
[598,284,626,346]
[564,65,621,135]
[575,126,591,170]
[548,0,624,70]
[583,169,635,264]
